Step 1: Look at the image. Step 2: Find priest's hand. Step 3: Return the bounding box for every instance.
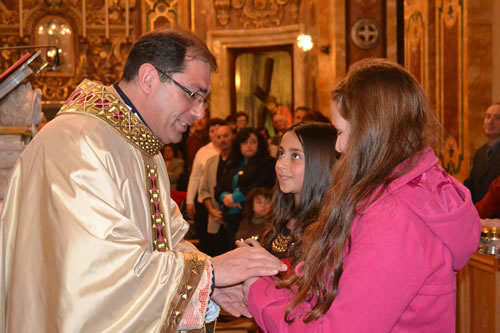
[211,284,251,318]
[211,247,287,287]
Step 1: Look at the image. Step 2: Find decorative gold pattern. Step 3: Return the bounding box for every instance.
[351,18,381,50]
[146,164,169,252]
[57,79,163,156]
[86,35,132,86]
[271,231,293,254]
[163,255,206,332]
[144,0,178,33]
[213,0,291,28]
[0,0,135,103]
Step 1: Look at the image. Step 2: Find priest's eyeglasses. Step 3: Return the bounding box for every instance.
[155,67,209,108]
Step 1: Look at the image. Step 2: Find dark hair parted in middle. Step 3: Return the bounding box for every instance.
[227,128,270,167]
[263,121,337,260]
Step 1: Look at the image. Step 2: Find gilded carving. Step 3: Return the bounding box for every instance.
[86,35,131,85]
[0,0,136,103]
[213,0,293,28]
[214,0,231,26]
[144,0,178,33]
[0,2,17,25]
[32,76,75,101]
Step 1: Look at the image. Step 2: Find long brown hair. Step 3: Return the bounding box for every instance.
[263,121,337,259]
[285,58,441,322]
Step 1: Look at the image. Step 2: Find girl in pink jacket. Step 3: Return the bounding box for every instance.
[243,59,481,332]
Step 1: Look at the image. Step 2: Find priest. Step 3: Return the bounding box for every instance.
[0,28,286,332]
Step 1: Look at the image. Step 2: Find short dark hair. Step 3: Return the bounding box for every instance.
[235,111,249,121]
[242,187,273,219]
[122,28,217,82]
[294,106,310,113]
[302,110,330,123]
[206,117,225,131]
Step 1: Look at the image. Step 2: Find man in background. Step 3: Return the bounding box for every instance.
[465,102,500,203]
[293,106,310,124]
[199,124,234,256]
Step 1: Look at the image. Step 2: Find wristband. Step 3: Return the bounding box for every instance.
[210,264,215,296]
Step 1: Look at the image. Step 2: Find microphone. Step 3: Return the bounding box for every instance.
[0,45,61,71]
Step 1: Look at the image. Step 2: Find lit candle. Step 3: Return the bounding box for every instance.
[125,0,129,37]
[19,0,23,37]
[105,0,109,39]
[82,0,86,37]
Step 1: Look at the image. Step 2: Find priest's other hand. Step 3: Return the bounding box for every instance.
[210,246,287,287]
[211,284,251,318]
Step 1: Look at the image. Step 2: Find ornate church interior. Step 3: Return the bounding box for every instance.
[0,0,499,331]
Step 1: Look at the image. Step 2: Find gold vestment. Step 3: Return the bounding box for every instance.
[0,80,211,332]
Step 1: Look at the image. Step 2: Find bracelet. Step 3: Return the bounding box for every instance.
[210,264,215,296]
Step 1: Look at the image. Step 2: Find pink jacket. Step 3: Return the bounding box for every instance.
[248,148,480,332]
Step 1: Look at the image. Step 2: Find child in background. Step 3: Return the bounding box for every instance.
[235,187,273,241]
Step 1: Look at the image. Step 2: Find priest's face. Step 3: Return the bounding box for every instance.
[150,59,211,144]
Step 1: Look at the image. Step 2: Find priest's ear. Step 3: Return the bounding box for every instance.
[137,63,160,95]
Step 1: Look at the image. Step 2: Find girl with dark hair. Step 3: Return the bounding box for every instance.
[262,121,337,273]
[214,128,276,246]
[243,59,480,331]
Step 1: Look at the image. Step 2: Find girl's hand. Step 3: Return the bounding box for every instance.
[242,276,260,306]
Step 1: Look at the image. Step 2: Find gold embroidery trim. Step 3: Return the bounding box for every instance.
[162,253,207,333]
[146,164,169,252]
[57,79,163,157]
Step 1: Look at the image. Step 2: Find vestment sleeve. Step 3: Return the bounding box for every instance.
[0,121,211,332]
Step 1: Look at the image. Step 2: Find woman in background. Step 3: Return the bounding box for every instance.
[244,59,480,331]
[215,128,276,246]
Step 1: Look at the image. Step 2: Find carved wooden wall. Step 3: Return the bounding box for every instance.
[346,0,386,69]
[404,0,494,182]
[211,0,299,29]
[0,0,188,109]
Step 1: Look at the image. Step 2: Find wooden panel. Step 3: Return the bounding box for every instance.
[457,253,500,333]
[436,0,465,178]
[468,260,496,332]
[346,0,386,69]
[405,11,425,85]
